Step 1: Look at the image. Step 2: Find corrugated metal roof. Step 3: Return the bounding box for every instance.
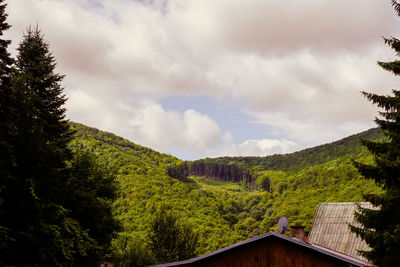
[308,202,375,262]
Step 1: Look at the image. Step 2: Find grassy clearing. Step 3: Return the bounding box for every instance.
[189,176,248,195]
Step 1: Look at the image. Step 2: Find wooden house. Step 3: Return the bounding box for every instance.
[152,232,371,267]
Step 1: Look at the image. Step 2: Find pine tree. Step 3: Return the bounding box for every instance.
[13,25,74,200]
[0,0,11,83]
[0,0,13,181]
[0,0,18,261]
[0,25,93,265]
[1,23,120,265]
[350,1,400,266]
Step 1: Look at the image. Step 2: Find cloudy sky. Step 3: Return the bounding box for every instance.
[5,0,400,160]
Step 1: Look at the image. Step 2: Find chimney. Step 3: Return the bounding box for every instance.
[291,225,306,242]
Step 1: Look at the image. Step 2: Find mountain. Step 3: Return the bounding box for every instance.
[167,127,382,184]
[189,127,382,173]
[70,122,382,266]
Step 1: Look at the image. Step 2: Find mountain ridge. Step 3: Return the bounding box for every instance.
[194,127,381,171]
[71,120,381,166]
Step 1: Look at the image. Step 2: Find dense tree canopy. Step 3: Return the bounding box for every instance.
[350,1,400,266]
[65,147,120,265]
[149,205,198,264]
[71,122,382,266]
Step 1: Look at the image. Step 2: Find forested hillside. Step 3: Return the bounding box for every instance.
[192,127,382,173]
[167,128,382,183]
[70,123,245,265]
[70,122,383,266]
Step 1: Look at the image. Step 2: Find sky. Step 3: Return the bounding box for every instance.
[4,0,400,160]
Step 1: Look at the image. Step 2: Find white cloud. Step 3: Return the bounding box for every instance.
[182,109,221,153]
[5,0,400,159]
[213,0,397,55]
[247,110,375,148]
[66,93,223,156]
[209,48,397,117]
[219,138,299,157]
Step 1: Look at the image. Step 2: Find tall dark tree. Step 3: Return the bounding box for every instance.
[0,0,11,82]
[0,0,15,258]
[0,25,92,266]
[350,1,400,266]
[0,4,119,263]
[13,25,73,197]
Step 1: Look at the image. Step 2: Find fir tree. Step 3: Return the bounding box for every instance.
[12,25,73,201]
[350,1,400,266]
[0,0,11,83]
[1,24,119,265]
[0,25,92,265]
[0,0,17,262]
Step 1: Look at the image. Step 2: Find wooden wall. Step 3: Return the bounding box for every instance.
[180,237,353,267]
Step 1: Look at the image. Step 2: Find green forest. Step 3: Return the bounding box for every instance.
[70,122,382,266]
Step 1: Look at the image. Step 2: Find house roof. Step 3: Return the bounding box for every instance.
[307,202,374,262]
[152,232,371,267]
